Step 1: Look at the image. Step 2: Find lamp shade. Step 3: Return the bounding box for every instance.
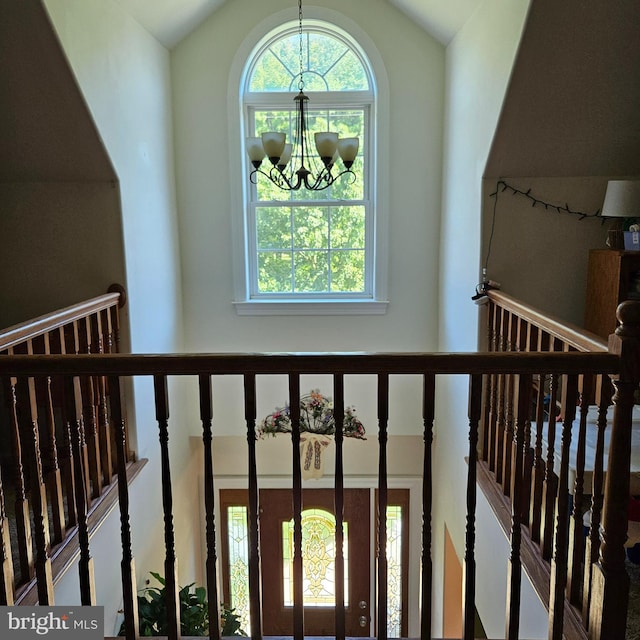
[261,132,286,164]
[246,137,265,164]
[338,138,359,168]
[601,180,640,217]
[314,132,338,160]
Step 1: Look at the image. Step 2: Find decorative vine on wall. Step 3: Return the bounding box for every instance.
[490,180,603,220]
[475,180,607,301]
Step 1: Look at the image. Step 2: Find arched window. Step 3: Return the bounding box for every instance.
[238,21,385,312]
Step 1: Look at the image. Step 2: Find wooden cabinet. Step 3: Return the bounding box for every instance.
[584,249,640,339]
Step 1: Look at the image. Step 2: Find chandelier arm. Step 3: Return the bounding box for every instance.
[270,167,296,190]
[305,167,357,192]
[249,168,273,185]
[252,164,356,192]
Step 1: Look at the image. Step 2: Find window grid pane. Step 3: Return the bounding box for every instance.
[249,31,369,92]
[254,205,367,294]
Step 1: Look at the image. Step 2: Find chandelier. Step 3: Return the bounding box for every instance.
[245,0,359,191]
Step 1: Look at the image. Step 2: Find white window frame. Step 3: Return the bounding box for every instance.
[229,10,389,316]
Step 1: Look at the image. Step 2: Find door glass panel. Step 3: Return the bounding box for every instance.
[386,505,402,638]
[227,506,251,631]
[282,508,349,607]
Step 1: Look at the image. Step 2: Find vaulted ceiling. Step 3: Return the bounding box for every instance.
[113,0,479,49]
[1,0,638,184]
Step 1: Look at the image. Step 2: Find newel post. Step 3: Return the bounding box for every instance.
[588,301,640,639]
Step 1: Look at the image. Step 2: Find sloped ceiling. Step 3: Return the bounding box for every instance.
[486,0,640,178]
[0,0,116,182]
[113,0,478,49]
[3,0,638,184]
[111,0,227,50]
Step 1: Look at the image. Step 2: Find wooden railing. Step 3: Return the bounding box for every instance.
[0,291,637,639]
[484,290,639,639]
[0,285,143,605]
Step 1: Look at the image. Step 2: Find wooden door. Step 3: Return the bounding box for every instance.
[259,488,371,636]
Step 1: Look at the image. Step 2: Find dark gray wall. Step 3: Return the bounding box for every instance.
[0,0,126,327]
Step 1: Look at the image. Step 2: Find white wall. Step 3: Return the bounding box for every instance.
[170,0,445,433]
[433,0,535,636]
[42,1,198,634]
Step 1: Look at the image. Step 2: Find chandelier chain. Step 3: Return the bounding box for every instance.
[298,0,304,91]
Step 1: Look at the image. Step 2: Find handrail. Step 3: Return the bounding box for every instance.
[0,284,124,352]
[487,289,607,352]
[0,350,619,376]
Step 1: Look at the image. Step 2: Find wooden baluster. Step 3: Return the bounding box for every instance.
[0,465,15,605]
[108,376,139,640]
[92,312,113,486]
[66,322,92,507]
[101,307,114,355]
[52,327,77,529]
[529,370,547,545]
[333,374,346,640]
[482,301,497,466]
[63,375,96,605]
[81,315,103,500]
[153,375,180,639]
[98,374,114,486]
[530,331,550,544]
[582,376,612,627]
[289,374,303,640]
[4,358,34,585]
[420,374,435,640]
[463,374,482,640]
[501,312,518,497]
[244,374,262,640]
[485,301,499,470]
[105,284,123,353]
[548,374,578,640]
[103,304,125,476]
[377,374,389,640]
[36,334,65,545]
[567,372,593,607]
[506,374,532,640]
[23,339,54,603]
[199,374,221,640]
[61,410,77,529]
[494,307,507,484]
[541,363,560,559]
[589,302,640,639]
[520,323,537,527]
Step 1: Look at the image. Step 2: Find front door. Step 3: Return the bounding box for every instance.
[259,488,371,636]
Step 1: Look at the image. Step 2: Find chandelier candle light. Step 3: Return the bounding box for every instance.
[246,0,359,191]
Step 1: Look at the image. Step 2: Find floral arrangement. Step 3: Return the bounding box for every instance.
[258,389,366,440]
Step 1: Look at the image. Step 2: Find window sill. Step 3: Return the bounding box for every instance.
[234,299,388,316]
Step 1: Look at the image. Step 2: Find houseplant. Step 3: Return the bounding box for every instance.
[118,572,245,637]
